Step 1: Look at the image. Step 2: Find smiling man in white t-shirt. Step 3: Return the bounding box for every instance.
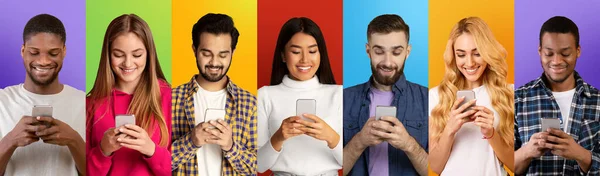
[0,14,85,176]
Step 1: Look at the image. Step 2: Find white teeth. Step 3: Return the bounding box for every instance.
[34,67,51,72]
[122,68,135,73]
[298,66,311,71]
[465,67,478,73]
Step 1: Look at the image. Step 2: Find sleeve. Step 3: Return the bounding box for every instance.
[330,86,343,166]
[86,100,113,176]
[514,91,522,151]
[257,88,281,173]
[577,118,600,175]
[222,96,257,175]
[145,88,172,175]
[170,89,200,171]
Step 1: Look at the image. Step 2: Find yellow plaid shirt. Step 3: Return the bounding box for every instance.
[171,76,257,175]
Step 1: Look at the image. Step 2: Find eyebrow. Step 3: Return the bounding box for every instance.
[455,48,478,52]
[543,46,571,51]
[372,45,405,50]
[199,48,230,54]
[290,44,318,48]
[26,47,62,52]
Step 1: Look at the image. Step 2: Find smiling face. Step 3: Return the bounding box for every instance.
[367,31,410,86]
[454,33,487,87]
[539,32,579,84]
[110,32,147,87]
[21,32,65,86]
[195,32,232,82]
[283,32,320,81]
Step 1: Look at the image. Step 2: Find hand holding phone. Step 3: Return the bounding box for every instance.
[32,105,53,126]
[296,99,316,122]
[204,109,226,129]
[541,118,561,132]
[457,90,476,112]
[115,114,135,128]
[375,106,396,120]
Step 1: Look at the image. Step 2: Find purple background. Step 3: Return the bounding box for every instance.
[515,0,600,88]
[0,0,86,91]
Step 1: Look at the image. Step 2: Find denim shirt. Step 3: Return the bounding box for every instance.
[343,74,429,176]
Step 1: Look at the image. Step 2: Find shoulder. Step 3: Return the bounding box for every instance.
[62,84,86,98]
[428,86,440,97]
[231,83,257,105]
[344,82,366,94]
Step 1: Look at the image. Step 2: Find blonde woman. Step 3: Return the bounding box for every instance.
[428,17,514,175]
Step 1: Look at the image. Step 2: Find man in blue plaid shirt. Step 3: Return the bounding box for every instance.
[514,16,600,175]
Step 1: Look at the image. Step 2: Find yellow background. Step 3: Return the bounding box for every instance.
[171,0,257,94]
[428,0,515,88]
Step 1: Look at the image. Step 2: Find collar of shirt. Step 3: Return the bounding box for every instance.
[533,71,592,98]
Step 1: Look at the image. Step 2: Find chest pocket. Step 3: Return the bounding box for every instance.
[404,119,428,149]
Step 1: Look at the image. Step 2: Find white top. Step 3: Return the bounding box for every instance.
[552,88,576,131]
[257,75,343,175]
[193,83,227,176]
[428,85,506,176]
[0,84,85,176]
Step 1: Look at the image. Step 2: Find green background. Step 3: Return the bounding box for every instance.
[86,0,172,92]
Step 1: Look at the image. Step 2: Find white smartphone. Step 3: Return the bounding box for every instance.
[32,105,53,126]
[457,90,476,112]
[296,99,316,122]
[541,118,561,132]
[375,106,397,120]
[204,109,226,129]
[115,114,135,128]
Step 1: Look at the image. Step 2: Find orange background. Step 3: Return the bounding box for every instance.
[257,0,343,89]
[171,0,257,94]
[428,0,515,88]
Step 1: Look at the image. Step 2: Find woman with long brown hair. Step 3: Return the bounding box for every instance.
[85,14,171,176]
[428,17,514,175]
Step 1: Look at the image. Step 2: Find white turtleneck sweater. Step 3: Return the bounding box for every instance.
[257,75,343,175]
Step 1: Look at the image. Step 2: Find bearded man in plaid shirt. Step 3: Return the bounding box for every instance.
[514,16,600,175]
[171,13,257,176]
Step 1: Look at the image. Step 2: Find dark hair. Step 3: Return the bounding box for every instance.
[192,13,239,53]
[539,16,579,47]
[270,17,336,85]
[23,14,66,44]
[367,14,409,42]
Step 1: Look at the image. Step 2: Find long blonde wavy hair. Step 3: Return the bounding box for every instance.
[430,17,514,146]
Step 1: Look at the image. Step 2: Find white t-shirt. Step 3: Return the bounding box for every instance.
[552,88,576,131]
[193,83,227,176]
[0,84,85,176]
[257,75,343,175]
[428,85,505,176]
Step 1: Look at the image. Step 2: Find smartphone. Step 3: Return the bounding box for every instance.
[115,114,135,128]
[541,118,561,132]
[375,106,397,120]
[457,90,476,112]
[204,109,226,129]
[32,105,53,126]
[296,99,316,122]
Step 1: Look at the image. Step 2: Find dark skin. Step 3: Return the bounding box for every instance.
[514,32,590,175]
[0,33,85,175]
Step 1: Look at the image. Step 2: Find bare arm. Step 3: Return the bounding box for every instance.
[343,135,367,176]
[403,137,428,175]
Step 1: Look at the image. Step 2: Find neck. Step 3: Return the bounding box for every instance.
[24,77,63,95]
[197,75,227,92]
[371,78,392,91]
[115,80,139,94]
[465,79,483,90]
[548,73,576,92]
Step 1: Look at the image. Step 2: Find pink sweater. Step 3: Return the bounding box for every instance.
[86,81,172,176]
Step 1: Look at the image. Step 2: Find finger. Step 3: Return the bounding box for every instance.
[298,127,319,134]
[209,120,227,133]
[545,135,566,144]
[371,129,393,139]
[205,128,223,138]
[451,96,466,110]
[379,116,400,126]
[456,110,477,119]
[216,119,231,131]
[547,128,569,138]
[372,121,394,133]
[472,106,493,115]
[21,116,38,125]
[119,127,142,139]
[117,137,142,145]
[36,116,55,124]
[301,114,322,123]
[456,99,476,113]
[286,116,302,122]
[23,124,39,133]
[295,119,316,129]
[36,126,59,137]
[285,127,305,135]
[40,132,60,141]
[119,142,141,151]
[124,124,145,134]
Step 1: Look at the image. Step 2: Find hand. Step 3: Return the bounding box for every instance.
[191,122,219,147]
[353,117,384,149]
[522,132,550,159]
[35,116,82,146]
[271,116,306,151]
[117,124,156,157]
[296,114,340,149]
[372,116,415,151]
[100,128,122,156]
[444,97,477,136]
[472,106,494,138]
[205,119,234,151]
[5,116,40,147]
[541,128,590,161]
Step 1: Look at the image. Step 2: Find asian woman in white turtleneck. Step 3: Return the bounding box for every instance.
[257,17,343,176]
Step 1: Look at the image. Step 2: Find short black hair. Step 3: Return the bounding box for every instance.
[539,16,579,47]
[367,14,410,43]
[23,14,66,44]
[192,13,239,52]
